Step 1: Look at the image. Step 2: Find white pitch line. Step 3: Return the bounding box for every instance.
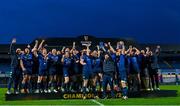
[91,99,104,106]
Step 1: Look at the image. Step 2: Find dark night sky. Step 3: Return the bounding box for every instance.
[0,0,180,44]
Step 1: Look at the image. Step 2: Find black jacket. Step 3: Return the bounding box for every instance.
[10,43,20,68]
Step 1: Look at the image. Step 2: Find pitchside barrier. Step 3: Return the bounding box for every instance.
[5,90,178,101]
[0,73,9,88]
[159,69,180,84]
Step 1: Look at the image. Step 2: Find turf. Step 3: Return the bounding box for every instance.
[0,85,180,105]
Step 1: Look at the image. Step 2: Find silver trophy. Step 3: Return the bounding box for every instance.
[81,35,92,46]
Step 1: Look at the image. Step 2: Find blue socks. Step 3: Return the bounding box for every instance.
[122,87,128,96]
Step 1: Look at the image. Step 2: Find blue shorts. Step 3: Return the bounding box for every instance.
[11,67,22,79]
[23,68,32,75]
[82,70,92,80]
[63,69,69,77]
[39,69,47,76]
[118,68,127,82]
[49,68,56,76]
[73,65,80,74]
[93,67,102,74]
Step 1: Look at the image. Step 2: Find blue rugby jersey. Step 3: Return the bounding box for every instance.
[129,55,140,74]
[110,53,116,62]
[63,57,72,68]
[38,53,48,70]
[117,54,126,70]
[82,54,92,72]
[92,57,102,72]
[21,53,33,69]
[48,54,59,69]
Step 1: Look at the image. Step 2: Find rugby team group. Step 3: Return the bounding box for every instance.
[7,38,160,100]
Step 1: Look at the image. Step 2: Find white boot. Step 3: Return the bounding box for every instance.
[6,90,11,95]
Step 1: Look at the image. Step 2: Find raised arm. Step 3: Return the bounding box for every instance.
[86,44,91,56]
[108,42,116,53]
[80,55,86,65]
[70,42,76,53]
[38,40,45,51]
[10,38,16,55]
[133,47,140,55]
[72,42,76,49]
[116,42,120,50]
[126,45,132,54]
[119,41,126,54]
[155,45,161,55]
[145,47,150,55]
[61,46,66,54]
[61,55,65,64]
[97,45,101,57]
[122,44,126,55]
[32,40,38,52]
[33,40,38,49]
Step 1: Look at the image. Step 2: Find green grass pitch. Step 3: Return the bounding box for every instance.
[0,85,180,105]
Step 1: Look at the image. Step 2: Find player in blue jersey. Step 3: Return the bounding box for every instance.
[80,44,92,99]
[47,49,59,93]
[56,46,67,91]
[71,50,80,92]
[56,50,63,91]
[108,42,116,62]
[36,48,48,93]
[70,42,81,92]
[139,49,150,91]
[20,47,33,93]
[33,40,49,93]
[30,40,40,93]
[116,42,128,100]
[91,45,103,98]
[127,47,141,92]
[61,48,72,92]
